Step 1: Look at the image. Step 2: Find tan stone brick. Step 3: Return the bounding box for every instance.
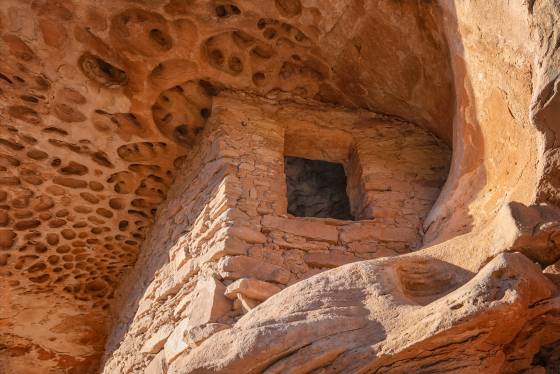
[237,293,260,313]
[145,351,167,374]
[184,323,230,348]
[164,319,190,365]
[303,251,359,268]
[262,216,339,242]
[227,225,267,244]
[339,223,378,242]
[173,260,199,290]
[187,277,232,328]
[141,324,174,354]
[195,235,249,265]
[218,255,290,284]
[224,278,282,301]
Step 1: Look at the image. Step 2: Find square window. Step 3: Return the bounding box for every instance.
[284,156,353,220]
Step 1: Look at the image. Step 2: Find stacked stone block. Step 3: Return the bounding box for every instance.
[102,96,450,373]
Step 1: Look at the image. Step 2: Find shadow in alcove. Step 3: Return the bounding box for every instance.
[420,0,487,248]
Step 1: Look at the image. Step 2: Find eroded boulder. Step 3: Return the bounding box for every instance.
[169,253,557,373]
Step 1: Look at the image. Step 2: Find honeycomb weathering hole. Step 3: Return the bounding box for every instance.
[275,0,302,17]
[78,53,128,87]
[151,80,215,147]
[110,8,173,57]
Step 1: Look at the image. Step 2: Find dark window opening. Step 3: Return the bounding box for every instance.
[285,156,353,220]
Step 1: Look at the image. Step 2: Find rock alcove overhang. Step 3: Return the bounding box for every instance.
[0,0,454,372]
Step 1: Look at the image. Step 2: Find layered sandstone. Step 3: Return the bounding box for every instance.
[0,0,559,373]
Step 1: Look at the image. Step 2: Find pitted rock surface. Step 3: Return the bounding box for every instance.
[1,0,560,373]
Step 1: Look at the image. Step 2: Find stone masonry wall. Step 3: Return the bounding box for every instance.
[102,95,450,373]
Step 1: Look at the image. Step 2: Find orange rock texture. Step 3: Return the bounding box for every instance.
[0,0,558,373]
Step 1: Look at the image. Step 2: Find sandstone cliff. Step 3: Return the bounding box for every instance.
[0,0,559,373]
